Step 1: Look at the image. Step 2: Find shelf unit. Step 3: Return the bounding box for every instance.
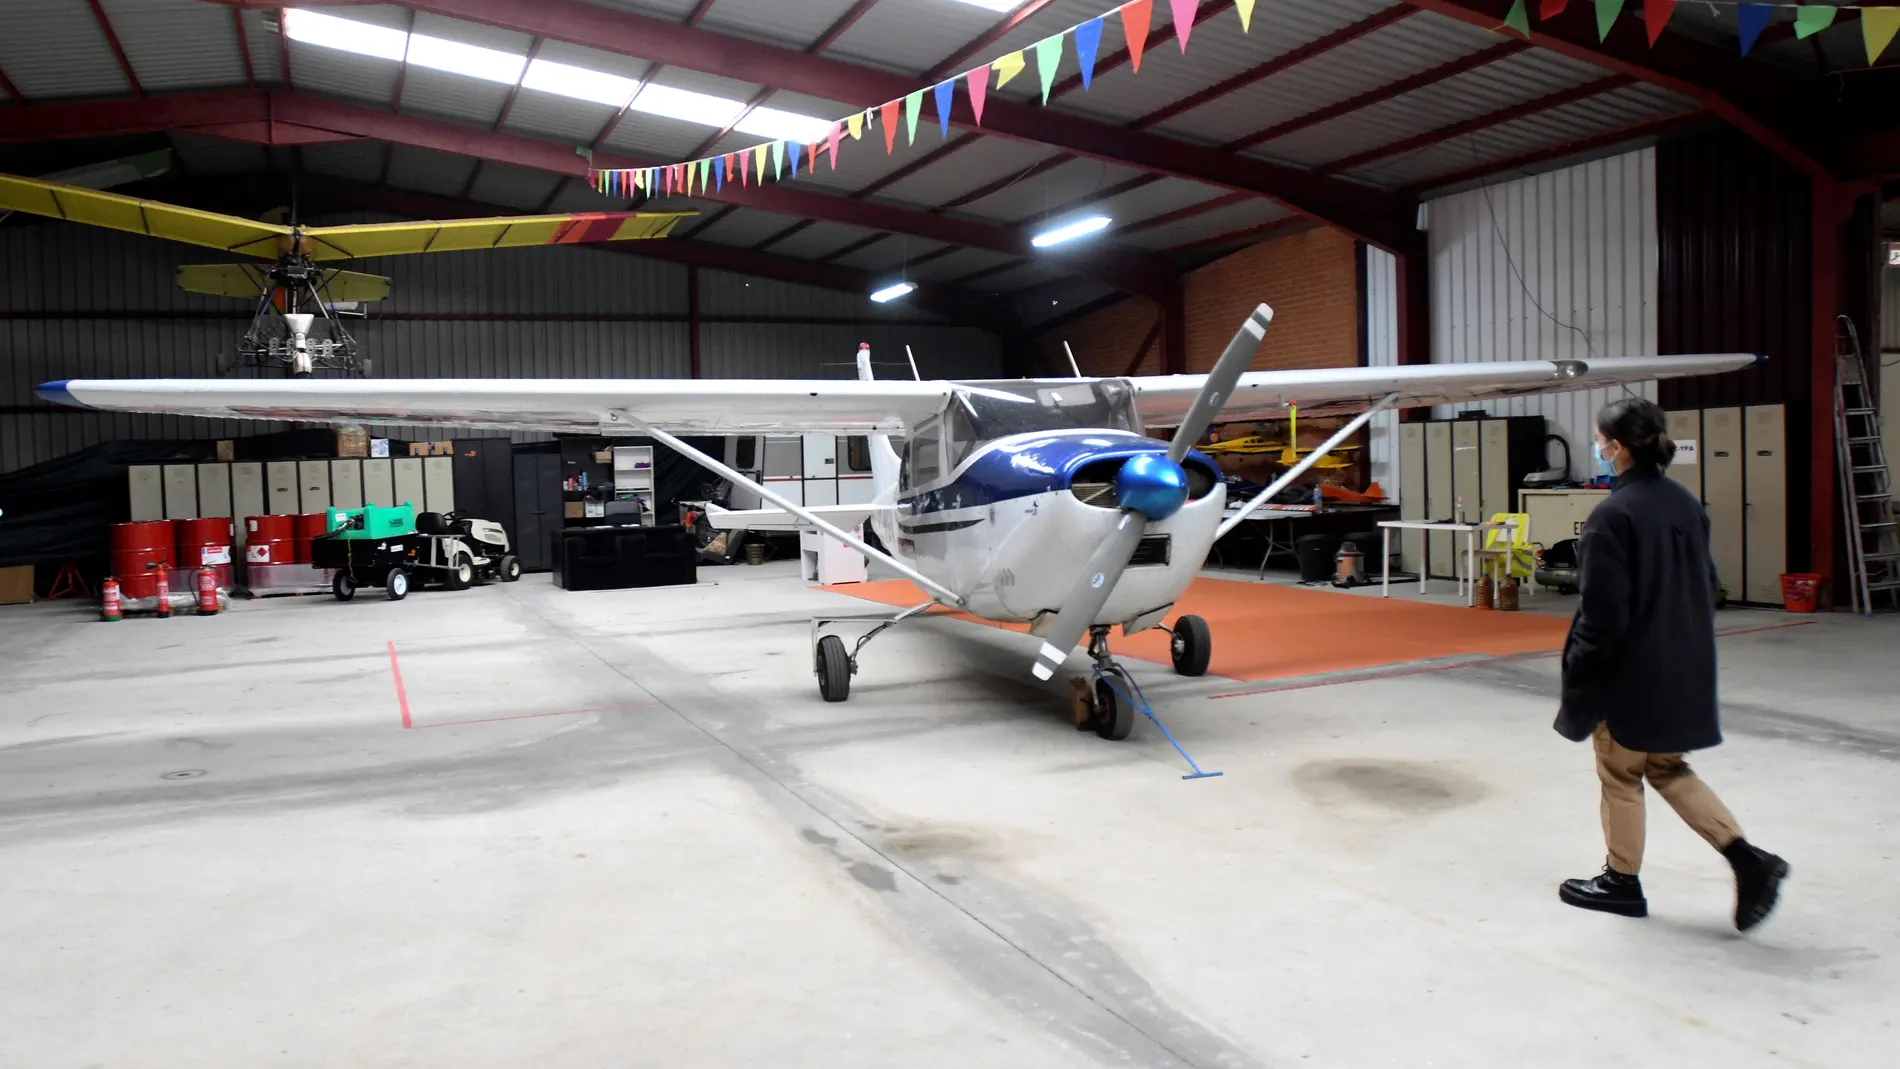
[613,446,656,525]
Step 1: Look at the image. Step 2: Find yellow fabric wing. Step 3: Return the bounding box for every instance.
[0,174,290,258]
[300,212,693,260]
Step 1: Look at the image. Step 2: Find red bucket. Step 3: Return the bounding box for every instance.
[1779,573,1822,613]
[245,514,297,565]
[110,520,175,600]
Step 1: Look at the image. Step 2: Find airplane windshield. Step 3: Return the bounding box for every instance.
[954,380,1141,441]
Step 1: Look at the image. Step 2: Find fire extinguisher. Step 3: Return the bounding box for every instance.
[196,568,220,615]
[101,577,122,622]
[154,568,171,619]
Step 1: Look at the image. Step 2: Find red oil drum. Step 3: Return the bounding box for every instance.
[111,520,175,600]
[176,517,235,589]
[245,514,297,565]
[293,513,332,563]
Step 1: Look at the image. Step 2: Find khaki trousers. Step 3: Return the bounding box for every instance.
[1593,723,1742,875]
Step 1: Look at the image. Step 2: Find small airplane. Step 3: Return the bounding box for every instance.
[36,307,1759,740]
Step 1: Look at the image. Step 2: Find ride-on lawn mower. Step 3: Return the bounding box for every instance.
[311,504,520,601]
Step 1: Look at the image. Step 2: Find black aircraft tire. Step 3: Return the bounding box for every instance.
[1170,614,1212,677]
[816,634,851,702]
[1094,677,1134,741]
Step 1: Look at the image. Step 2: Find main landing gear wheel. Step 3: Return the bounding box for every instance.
[332,572,356,601]
[816,634,851,702]
[1170,614,1211,677]
[446,554,473,590]
[1093,673,1134,741]
[386,568,409,601]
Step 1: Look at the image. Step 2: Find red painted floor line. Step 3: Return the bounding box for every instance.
[412,703,660,730]
[387,640,411,730]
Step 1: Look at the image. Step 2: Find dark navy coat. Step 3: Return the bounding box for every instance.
[1555,466,1722,753]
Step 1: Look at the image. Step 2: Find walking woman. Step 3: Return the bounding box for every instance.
[1555,397,1789,930]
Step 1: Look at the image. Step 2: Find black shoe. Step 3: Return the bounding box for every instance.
[1559,867,1649,918]
[1723,839,1790,932]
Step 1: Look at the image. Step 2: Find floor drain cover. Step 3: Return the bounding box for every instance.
[161,769,206,780]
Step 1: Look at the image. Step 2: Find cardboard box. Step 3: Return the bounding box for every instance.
[0,565,33,605]
[336,427,369,458]
[409,442,431,456]
[215,440,235,462]
[430,441,453,456]
[593,449,613,464]
[563,501,585,519]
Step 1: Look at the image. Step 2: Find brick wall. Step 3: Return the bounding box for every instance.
[1034,226,1362,376]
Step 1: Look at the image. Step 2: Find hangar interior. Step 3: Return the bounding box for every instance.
[2,1,1899,1066]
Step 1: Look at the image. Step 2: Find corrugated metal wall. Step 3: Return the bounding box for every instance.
[1882,264,1899,354]
[0,223,1003,472]
[1425,146,1659,469]
[1363,244,1399,493]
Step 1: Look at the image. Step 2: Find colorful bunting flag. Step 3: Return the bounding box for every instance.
[1034,35,1063,104]
[847,112,863,140]
[665,165,674,197]
[827,122,843,169]
[715,155,726,192]
[933,79,955,138]
[1503,0,1530,37]
[1121,0,1152,72]
[993,50,1026,89]
[754,143,768,182]
[1235,0,1254,32]
[1595,0,1623,41]
[1643,0,1674,45]
[1539,0,1569,16]
[806,140,818,173]
[1867,7,1900,63]
[881,100,900,153]
[1736,4,1770,55]
[905,90,923,145]
[1793,5,1834,39]
[772,140,785,181]
[789,141,801,178]
[739,149,750,186]
[1075,17,1104,89]
[967,65,989,125]
[1170,0,1197,51]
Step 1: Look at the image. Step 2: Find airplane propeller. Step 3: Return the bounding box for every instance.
[1030,303,1274,681]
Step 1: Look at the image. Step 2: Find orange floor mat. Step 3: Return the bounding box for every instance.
[830,577,1571,683]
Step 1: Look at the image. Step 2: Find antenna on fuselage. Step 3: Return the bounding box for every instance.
[904,345,922,381]
[1062,341,1083,378]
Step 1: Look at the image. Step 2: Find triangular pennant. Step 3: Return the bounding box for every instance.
[881,100,900,153]
[1793,5,1834,39]
[715,154,726,193]
[905,90,923,145]
[933,80,955,138]
[1735,4,1771,55]
[1594,0,1623,41]
[827,122,843,169]
[701,158,712,194]
[772,140,785,181]
[683,161,693,197]
[993,50,1026,88]
[1075,18,1104,89]
[664,165,674,197]
[1034,35,1063,104]
[806,140,818,173]
[1235,0,1254,32]
[1539,0,1569,15]
[739,149,749,186]
[967,66,989,125]
[847,111,863,140]
[1642,0,1674,44]
[789,141,801,178]
[1866,7,1900,63]
[1169,0,1197,51]
[1504,0,1530,37]
[754,143,768,182]
[1121,0,1153,71]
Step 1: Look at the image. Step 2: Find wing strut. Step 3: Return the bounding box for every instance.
[604,410,966,607]
[1215,392,1401,541]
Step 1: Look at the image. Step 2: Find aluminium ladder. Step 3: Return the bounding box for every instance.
[1833,316,1900,614]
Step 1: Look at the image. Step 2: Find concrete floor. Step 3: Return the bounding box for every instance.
[1,562,1895,1068]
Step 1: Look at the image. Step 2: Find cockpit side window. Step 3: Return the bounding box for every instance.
[946,395,980,470]
[905,417,941,489]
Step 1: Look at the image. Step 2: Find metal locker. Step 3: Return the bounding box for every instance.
[422,456,455,513]
[1479,420,1511,521]
[1398,423,1427,575]
[196,464,232,518]
[392,458,425,511]
[361,458,394,507]
[230,463,264,547]
[297,461,331,515]
[1665,410,1702,501]
[266,461,299,515]
[329,460,364,509]
[803,435,837,479]
[1744,404,1786,605]
[1425,422,1454,577]
[1702,408,1745,601]
[162,465,198,519]
[1452,421,1481,524]
[128,465,164,521]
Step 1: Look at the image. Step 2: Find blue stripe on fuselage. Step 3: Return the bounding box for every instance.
[898,432,1215,514]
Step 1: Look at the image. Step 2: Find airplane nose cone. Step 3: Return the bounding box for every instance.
[1116,453,1189,521]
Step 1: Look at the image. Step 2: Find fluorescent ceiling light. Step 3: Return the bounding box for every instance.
[736,105,836,145]
[947,0,1019,11]
[1031,215,1112,248]
[522,58,640,107]
[870,282,916,303]
[283,8,407,61]
[405,34,525,85]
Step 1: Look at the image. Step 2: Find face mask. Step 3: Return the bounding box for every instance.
[1594,441,1615,476]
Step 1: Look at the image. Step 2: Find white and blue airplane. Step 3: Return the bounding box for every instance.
[37,306,1758,740]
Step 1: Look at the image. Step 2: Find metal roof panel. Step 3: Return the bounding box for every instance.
[544,177,635,213]
[0,0,133,99]
[300,139,389,184]
[1116,196,1293,250]
[286,40,401,103]
[698,0,862,52]
[905,246,1016,283]
[467,161,565,210]
[398,66,516,126]
[763,220,884,259]
[166,132,271,176]
[869,135,1058,209]
[100,0,247,92]
[501,91,624,144]
[690,206,810,248]
[823,0,1040,78]
[574,0,703,21]
[832,234,950,274]
[955,156,1148,226]
[385,144,481,197]
[409,11,534,53]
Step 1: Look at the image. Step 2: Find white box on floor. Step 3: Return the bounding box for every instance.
[801,526,866,585]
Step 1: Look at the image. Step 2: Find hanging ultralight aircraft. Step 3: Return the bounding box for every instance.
[36,307,1759,740]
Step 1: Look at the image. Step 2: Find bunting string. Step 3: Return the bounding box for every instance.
[590,0,1900,201]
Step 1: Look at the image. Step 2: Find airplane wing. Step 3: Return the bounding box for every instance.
[702,502,894,531]
[35,378,958,435]
[1131,354,1762,426]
